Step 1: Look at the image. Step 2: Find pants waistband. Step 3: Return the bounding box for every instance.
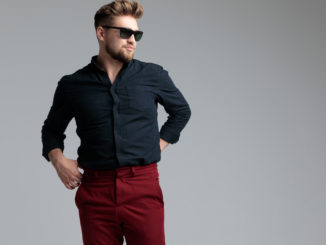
[80,162,158,178]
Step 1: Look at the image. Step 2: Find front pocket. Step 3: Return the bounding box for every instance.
[154,178,164,208]
[74,184,83,208]
[122,172,156,182]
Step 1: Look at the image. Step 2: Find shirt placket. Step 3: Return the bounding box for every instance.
[108,66,128,166]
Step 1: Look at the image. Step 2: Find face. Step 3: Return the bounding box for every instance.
[98,15,139,63]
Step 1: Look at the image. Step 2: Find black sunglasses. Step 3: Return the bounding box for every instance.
[101,25,143,41]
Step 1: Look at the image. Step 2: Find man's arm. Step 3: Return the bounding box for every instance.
[155,66,192,144]
[41,79,74,162]
[41,79,82,190]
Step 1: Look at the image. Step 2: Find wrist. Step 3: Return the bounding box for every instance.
[48,148,65,167]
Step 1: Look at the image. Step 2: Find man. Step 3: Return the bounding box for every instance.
[41,0,191,244]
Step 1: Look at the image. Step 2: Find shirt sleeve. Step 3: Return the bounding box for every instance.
[41,79,74,162]
[155,66,192,144]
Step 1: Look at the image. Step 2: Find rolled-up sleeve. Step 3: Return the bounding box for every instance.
[41,79,74,161]
[154,67,191,144]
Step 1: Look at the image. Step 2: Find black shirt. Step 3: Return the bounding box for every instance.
[41,55,191,170]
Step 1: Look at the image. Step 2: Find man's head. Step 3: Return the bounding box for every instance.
[94,0,144,63]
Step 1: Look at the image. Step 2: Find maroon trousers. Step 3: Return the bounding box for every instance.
[75,162,165,245]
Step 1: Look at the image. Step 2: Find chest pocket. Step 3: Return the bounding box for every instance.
[116,86,154,112]
[127,87,154,110]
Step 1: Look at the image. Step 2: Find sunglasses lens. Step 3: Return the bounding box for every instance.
[120,29,143,41]
[134,31,143,41]
[120,29,132,39]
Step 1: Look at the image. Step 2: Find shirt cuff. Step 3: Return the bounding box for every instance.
[159,130,180,144]
[42,144,64,162]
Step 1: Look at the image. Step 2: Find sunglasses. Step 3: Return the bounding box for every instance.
[101,25,143,41]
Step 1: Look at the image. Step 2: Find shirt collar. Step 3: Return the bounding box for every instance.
[90,55,132,74]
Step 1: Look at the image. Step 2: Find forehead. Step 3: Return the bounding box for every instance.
[112,15,139,31]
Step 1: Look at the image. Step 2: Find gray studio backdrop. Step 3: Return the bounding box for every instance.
[0,0,325,244]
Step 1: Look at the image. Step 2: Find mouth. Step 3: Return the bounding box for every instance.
[125,46,135,51]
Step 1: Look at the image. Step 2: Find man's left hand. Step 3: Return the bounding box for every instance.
[160,138,169,152]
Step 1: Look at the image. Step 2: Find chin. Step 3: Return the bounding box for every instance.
[124,54,134,61]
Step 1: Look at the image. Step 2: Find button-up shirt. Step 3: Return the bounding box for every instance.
[41,55,191,170]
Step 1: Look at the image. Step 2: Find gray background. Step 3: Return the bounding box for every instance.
[0,0,325,244]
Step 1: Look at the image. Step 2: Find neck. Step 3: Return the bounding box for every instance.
[96,52,127,84]
[96,52,124,74]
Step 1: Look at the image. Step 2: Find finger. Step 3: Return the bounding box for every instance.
[70,179,80,188]
[72,168,83,178]
[71,176,82,184]
[65,183,73,190]
[73,171,83,180]
[76,176,83,183]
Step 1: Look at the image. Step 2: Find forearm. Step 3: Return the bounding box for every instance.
[48,148,65,167]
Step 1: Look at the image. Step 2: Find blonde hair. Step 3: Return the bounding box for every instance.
[94,0,144,30]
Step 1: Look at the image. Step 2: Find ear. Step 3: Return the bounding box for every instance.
[96,26,105,42]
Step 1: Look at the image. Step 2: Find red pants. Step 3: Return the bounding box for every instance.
[75,162,165,245]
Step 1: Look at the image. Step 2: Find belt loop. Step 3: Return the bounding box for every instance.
[95,170,98,177]
[130,167,135,177]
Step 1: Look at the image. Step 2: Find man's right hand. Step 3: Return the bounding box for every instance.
[48,149,83,190]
